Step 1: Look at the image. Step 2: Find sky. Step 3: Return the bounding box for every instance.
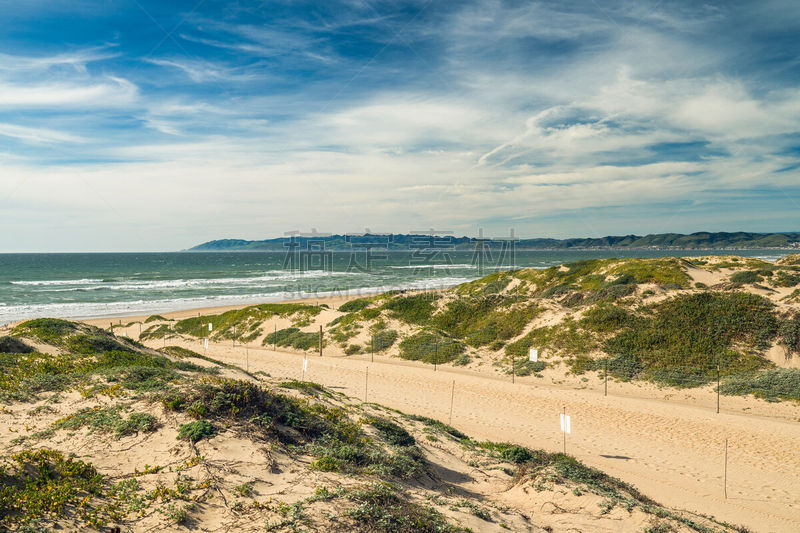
[0,0,799,252]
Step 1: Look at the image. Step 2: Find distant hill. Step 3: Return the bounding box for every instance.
[188,231,800,251]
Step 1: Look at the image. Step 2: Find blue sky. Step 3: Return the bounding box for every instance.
[0,0,799,251]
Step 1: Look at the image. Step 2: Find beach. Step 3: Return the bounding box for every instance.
[69,296,800,533]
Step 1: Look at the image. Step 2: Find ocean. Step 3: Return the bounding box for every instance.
[0,249,791,323]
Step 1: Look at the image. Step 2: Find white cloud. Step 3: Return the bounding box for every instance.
[0,77,138,109]
[0,123,85,144]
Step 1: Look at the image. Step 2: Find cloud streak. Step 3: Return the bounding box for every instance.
[0,0,798,251]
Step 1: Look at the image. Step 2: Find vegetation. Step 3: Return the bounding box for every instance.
[263,327,322,351]
[53,407,158,438]
[372,329,398,352]
[772,270,800,287]
[514,258,690,295]
[398,331,465,364]
[279,380,330,397]
[431,296,540,347]
[339,298,373,313]
[0,449,107,529]
[344,482,467,533]
[366,417,416,447]
[603,292,777,386]
[505,320,597,361]
[730,271,762,284]
[177,419,215,442]
[719,369,800,402]
[162,377,424,479]
[381,294,438,324]
[12,318,79,345]
[173,304,322,342]
[404,414,468,440]
[580,304,635,333]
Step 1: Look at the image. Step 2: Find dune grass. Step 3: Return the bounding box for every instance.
[719,369,800,402]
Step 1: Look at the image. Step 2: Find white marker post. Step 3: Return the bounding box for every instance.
[208,323,213,332]
[302,357,308,381]
[529,349,538,362]
[560,408,571,454]
[204,337,209,355]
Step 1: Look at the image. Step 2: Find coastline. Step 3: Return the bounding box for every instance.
[77,289,395,327]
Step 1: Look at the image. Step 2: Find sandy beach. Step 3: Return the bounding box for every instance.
[74,298,800,533]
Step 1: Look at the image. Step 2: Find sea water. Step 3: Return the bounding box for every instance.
[0,249,789,323]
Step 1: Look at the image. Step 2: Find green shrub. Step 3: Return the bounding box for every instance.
[0,449,106,528]
[730,271,762,284]
[772,271,800,287]
[0,349,200,402]
[177,420,215,442]
[604,292,777,385]
[12,318,80,345]
[476,441,533,464]
[279,380,329,397]
[509,359,546,376]
[345,483,466,533]
[66,334,134,354]
[173,304,320,341]
[382,294,438,324]
[139,324,173,340]
[452,352,471,366]
[372,329,398,352]
[367,417,415,447]
[505,320,596,360]
[719,369,800,402]
[263,327,322,351]
[398,332,464,364]
[339,298,372,313]
[345,344,361,355]
[432,297,539,347]
[115,412,159,437]
[53,408,158,438]
[404,414,467,440]
[360,308,381,320]
[580,305,633,333]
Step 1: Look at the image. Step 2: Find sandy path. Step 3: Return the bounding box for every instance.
[138,338,800,533]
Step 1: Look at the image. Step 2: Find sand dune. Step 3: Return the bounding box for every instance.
[131,335,799,533]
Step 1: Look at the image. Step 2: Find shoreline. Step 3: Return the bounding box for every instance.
[2,282,461,327]
[78,289,386,326]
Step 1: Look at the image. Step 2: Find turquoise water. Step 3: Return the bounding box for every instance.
[0,249,790,323]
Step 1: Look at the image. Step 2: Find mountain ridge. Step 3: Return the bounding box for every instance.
[188,231,800,251]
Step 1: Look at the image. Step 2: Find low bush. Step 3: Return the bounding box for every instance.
[580,304,634,333]
[263,328,322,351]
[719,369,800,402]
[12,318,78,345]
[345,483,467,533]
[603,292,777,386]
[367,417,416,447]
[730,271,762,284]
[398,332,465,364]
[339,298,372,313]
[404,414,467,440]
[0,349,202,402]
[381,294,438,324]
[372,329,398,352]
[67,334,134,354]
[54,407,159,438]
[177,420,215,442]
[0,449,106,528]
